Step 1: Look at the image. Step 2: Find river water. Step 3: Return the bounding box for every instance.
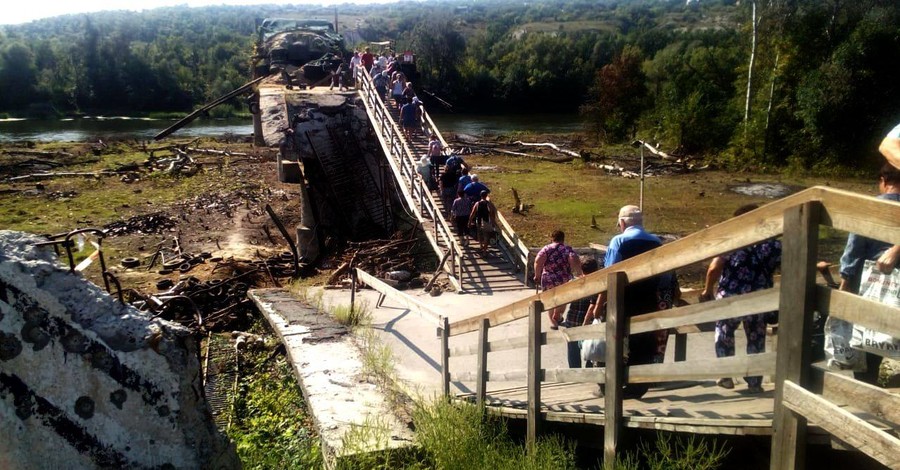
[0,113,582,143]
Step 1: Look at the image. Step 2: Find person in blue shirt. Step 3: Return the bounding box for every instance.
[838,163,900,385]
[463,175,489,202]
[584,205,677,399]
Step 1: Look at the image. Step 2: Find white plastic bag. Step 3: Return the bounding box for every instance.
[824,316,866,371]
[850,260,900,358]
[580,319,606,364]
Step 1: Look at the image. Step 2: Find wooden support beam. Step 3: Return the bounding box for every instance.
[476,318,489,407]
[527,300,544,450]
[674,333,687,362]
[770,202,820,470]
[604,272,626,468]
[782,380,900,469]
[822,371,900,426]
[441,316,450,398]
[815,285,900,339]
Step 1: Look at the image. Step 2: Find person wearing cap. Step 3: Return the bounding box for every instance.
[463,174,489,202]
[584,204,677,399]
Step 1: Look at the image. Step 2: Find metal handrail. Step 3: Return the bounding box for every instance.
[355,67,465,289]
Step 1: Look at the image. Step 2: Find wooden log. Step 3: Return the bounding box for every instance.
[512,140,581,158]
[770,202,820,470]
[605,272,626,467]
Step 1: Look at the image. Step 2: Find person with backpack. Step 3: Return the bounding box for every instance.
[469,191,499,256]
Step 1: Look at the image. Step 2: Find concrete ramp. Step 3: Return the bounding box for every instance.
[248,288,414,468]
[0,231,236,469]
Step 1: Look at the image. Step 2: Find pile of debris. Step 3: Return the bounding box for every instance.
[122,252,300,332]
[326,233,422,289]
[103,212,177,236]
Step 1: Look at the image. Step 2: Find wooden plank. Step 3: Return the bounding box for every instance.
[542,368,606,384]
[527,300,544,449]
[441,316,451,398]
[782,381,900,469]
[820,188,900,245]
[822,371,900,426]
[449,186,830,336]
[476,318,489,407]
[450,370,527,383]
[816,285,900,339]
[605,272,626,467]
[770,202,820,470]
[628,352,776,383]
[354,269,443,327]
[630,288,779,334]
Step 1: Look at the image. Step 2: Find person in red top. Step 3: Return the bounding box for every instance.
[361,47,375,72]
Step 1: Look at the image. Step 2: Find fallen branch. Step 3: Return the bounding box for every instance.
[186,147,250,157]
[512,141,580,158]
[6,170,126,182]
[1,149,73,158]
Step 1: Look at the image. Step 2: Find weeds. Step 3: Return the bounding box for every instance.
[225,340,323,469]
[332,300,372,328]
[616,433,729,470]
[358,327,395,387]
[410,399,577,470]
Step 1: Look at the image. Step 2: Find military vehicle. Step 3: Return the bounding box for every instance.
[252,18,348,84]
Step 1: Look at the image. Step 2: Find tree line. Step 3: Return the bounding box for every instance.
[1,0,899,169]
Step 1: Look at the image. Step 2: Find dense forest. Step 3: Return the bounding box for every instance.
[1,0,900,169]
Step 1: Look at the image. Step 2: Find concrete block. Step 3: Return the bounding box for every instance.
[0,231,238,469]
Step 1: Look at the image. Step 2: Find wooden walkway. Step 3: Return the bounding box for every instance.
[356,70,528,294]
[438,187,900,469]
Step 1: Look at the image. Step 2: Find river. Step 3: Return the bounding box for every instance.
[0,113,583,143]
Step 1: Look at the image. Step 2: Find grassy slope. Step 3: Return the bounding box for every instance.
[466,152,871,283]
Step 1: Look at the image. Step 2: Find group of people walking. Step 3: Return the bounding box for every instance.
[532,122,900,400]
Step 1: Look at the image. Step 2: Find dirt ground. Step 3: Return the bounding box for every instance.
[0,134,874,304]
[0,137,312,331]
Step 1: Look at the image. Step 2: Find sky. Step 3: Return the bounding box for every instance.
[3,0,398,26]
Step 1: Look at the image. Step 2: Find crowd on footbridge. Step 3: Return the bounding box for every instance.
[338,45,900,398]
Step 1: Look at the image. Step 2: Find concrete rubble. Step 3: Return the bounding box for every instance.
[0,230,237,469]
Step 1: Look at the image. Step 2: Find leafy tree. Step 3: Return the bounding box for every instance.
[0,42,38,109]
[581,45,646,142]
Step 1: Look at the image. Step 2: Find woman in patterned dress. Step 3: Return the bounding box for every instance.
[534,230,583,329]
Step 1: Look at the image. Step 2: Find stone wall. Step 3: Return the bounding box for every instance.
[0,231,237,469]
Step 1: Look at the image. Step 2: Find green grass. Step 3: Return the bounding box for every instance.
[224,336,323,469]
[332,301,373,329]
[467,153,875,249]
[615,434,729,470]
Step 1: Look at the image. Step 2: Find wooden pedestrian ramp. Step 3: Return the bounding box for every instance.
[354,68,529,294]
[439,186,900,469]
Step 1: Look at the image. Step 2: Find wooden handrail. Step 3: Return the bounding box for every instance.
[352,268,443,327]
[448,186,900,336]
[448,288,779,359]
[438,184,900,467]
